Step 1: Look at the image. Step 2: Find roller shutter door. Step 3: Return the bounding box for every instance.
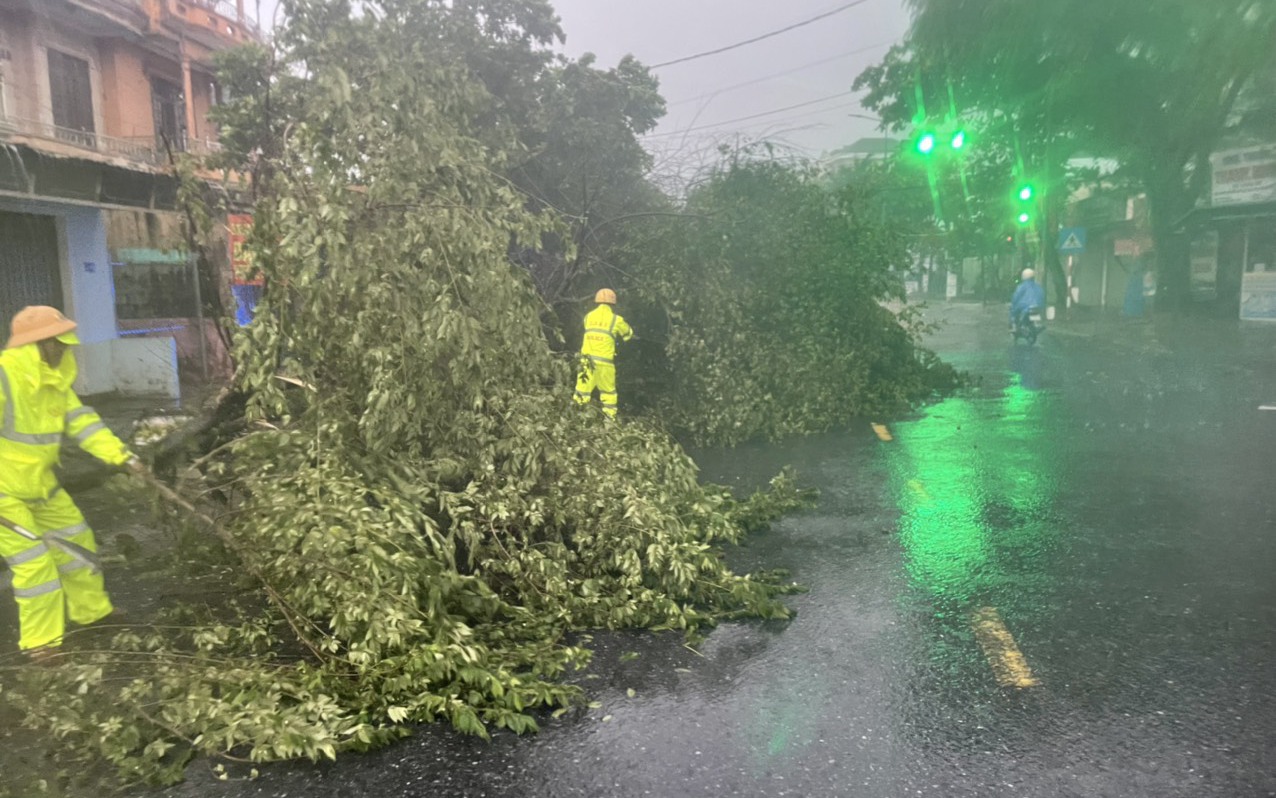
[0,211,64,332]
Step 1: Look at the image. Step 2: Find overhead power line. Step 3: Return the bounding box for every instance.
[650,0,879,69]
[667,40,893,107]
[643,90,858,139]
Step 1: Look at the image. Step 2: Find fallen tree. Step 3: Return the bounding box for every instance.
[617,157,961,446]
[2,0,809,790]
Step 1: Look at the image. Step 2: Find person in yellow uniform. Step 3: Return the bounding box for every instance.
[0,306,142,662]
[573,288,633,418]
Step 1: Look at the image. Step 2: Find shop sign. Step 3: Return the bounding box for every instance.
[1211,145,1276,206]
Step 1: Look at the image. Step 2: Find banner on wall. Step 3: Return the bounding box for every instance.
[1240,270,1276,321]
[228,214,260,286]
[227,214,261,326]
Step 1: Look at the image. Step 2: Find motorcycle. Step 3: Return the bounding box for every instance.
[1012,307,1044,345]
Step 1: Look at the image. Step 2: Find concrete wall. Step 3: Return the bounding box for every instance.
[75,338,179,398]
[60,206,119,393]
[99,42,155,141]
[107,208,184,255]
[74,341,115,395]
[59,206,115,348]
[111,336,180,398]
[189,71,218,142]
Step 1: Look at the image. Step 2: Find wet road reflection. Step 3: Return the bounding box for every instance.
[882,345,1060,690]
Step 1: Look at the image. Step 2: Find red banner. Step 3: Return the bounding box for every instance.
[228,214,261,286]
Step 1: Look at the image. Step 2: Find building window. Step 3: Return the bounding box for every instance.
[151,78,187,153]
[47,49,95,147]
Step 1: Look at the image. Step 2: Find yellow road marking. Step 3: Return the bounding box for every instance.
[971,607,1039,688]
[871,423,893,442]
[907,479,930,501]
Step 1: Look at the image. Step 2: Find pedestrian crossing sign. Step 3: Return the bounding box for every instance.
[1058,227,1086,254]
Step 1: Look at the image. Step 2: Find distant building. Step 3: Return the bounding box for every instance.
[822,137,897,170]
[1178,143,1276,319]
[0,0,259,394]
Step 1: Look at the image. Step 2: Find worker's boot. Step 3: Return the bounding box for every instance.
[23,645,63,666]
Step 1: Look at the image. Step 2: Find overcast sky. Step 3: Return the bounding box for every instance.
[251,0,911,157]
[551,0,910,157]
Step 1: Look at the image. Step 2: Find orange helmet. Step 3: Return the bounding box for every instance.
[6,306,79,349]
[594,288,617,305]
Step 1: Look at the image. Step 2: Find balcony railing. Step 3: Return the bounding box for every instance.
[1,115,222,166]
[187,0,246,21]
[166,0,263,38]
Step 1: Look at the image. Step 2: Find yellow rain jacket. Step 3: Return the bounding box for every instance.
[579,304,633,363]
[574,304,633,418]
[0,344,131,650]
[0,344,132,498]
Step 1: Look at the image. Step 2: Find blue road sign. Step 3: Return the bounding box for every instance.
[1058,227,1087,254]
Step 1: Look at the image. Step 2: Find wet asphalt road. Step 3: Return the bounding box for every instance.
[158,303,1276,798]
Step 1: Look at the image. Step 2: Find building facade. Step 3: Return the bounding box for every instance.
[1180,144,1276,320]
[0,0,257,395]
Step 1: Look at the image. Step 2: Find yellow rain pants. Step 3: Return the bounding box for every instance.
[0,489,111,650]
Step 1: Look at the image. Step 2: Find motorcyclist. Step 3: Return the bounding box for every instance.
[1009,268,1046,331]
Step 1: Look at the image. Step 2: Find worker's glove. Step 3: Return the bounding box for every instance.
[125,457,148,476]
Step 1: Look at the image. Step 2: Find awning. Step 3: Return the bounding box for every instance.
[1174,200,1276,231]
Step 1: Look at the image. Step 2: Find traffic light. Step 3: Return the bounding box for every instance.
[1014,183,1036,225]
[915,129,968,155]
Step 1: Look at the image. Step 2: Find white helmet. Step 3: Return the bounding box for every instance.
[1021,268,1035,280]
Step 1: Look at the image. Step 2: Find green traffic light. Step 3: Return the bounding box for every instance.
[950,131,966,150]
[1017,212,1031,224]
[1018,185,1034,201]
[917,133,937,154]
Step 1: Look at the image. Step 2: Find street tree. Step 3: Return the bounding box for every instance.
[858,0,1276,307]
[510,53,670,307]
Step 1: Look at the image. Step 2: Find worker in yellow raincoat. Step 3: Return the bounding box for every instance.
[0,306,142,662]
[573,288,633,418]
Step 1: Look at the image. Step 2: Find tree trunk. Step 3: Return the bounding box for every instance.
[1145,172,1194,312]
[1042,200,1068,312]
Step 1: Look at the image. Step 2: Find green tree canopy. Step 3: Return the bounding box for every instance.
[857,0,1276,305]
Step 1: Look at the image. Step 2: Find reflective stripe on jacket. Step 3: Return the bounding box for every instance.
[579,304,633,361]
[0,344,132,500]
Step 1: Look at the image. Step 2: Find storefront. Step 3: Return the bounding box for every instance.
[1180,144,1276,320]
